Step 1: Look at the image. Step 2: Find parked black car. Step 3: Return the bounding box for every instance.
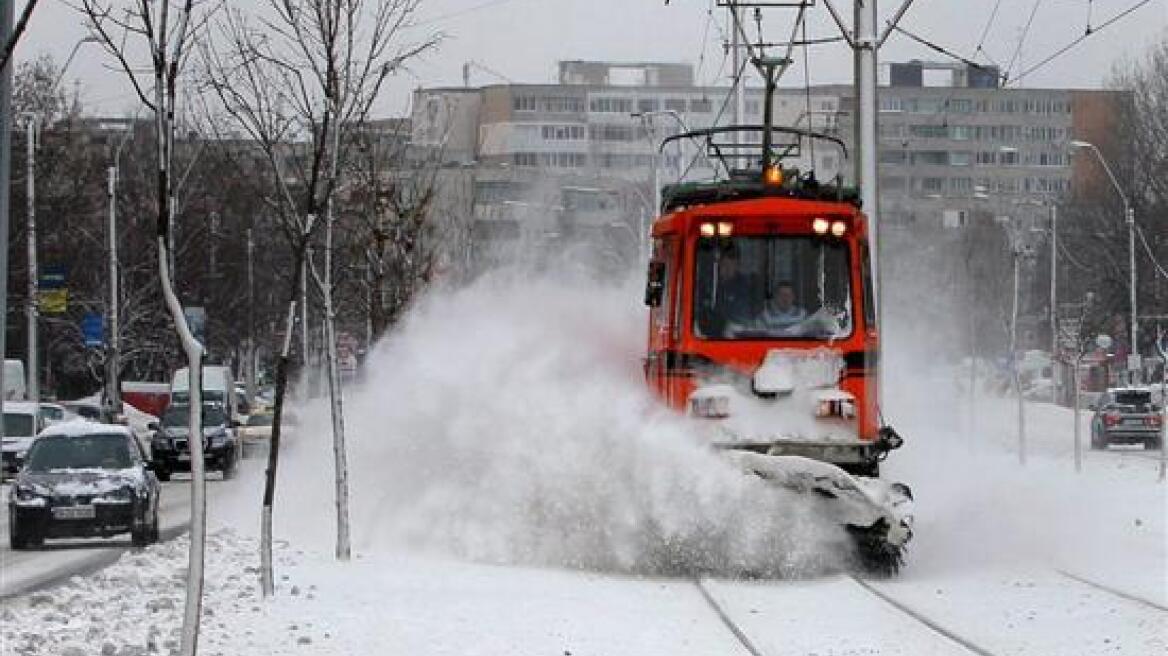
[150,403,240,481]
[1090,387,1164,450]
[8,421,161,549]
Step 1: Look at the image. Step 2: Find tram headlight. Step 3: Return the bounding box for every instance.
[700,222,716,237]
[830,220,847,237]
[812,217,830,234]
[717,221,733,237]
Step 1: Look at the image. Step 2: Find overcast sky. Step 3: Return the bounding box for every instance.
[15,0,1168,118]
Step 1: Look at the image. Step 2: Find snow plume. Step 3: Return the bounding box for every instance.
[279,268,848,578]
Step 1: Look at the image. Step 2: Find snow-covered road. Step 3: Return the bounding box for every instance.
[1,405,1164,656]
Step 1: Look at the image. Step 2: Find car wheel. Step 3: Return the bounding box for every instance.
[148,506,161,543]
[222,456,237,480]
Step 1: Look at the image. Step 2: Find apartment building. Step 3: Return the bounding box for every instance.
[408,59,1122,271]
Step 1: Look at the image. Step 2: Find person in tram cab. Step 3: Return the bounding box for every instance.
[705,246,761,333]
[759,282,807,329]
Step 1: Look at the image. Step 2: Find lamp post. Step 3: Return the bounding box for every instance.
[632,109,692,261]
[1070,139,1138,384]
[22,113,38,411]
[23,36,100,411]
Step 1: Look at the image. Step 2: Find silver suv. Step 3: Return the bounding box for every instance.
[1090,387,1164,450]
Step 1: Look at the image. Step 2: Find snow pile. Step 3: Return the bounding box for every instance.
[0,530,307,656]
[279,270,849,577]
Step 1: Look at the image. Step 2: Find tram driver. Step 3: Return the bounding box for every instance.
[759,282,807,328]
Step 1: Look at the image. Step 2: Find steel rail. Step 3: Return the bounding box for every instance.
[848,575,1000,656]
[1056,569,1168,613]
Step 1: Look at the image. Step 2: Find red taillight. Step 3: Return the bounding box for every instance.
[1103,413,1122,427]
[1147,415,1163,428]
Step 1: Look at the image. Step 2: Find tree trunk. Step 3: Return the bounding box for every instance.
[321,208,351,561]
[260,248,304,597]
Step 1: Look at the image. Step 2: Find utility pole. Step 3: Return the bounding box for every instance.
[106,164,120,413]
[0,1,13,444]
[1127,205,1138,384]
[729,3,743,151]
[24,115,38,409]
[1049,203,1058,401]
[246,227,256,407]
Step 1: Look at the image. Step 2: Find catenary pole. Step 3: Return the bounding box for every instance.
[24,116,37,409]
[1050,203,1058,400]
[0,1,13,443]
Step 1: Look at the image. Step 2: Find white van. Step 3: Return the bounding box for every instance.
[171,365,239,420]
[4,359,26,401]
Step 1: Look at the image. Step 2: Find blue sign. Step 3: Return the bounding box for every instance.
[39,265,67,290]
[82,313,104,348]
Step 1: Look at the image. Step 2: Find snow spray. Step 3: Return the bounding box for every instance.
[277,267,849,577]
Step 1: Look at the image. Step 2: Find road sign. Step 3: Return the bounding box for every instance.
[39,288,67,313]
[82,313,104,347]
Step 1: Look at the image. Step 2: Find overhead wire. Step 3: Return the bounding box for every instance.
[1006,0,1155,85]
[1003,0,1044,83]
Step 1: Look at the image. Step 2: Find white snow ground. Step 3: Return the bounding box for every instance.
[1,273,1164,655]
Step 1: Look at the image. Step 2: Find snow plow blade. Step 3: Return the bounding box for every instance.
[725,452,914,576]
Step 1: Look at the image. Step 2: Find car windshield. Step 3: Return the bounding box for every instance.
[3,412,35,437]
[163,405,228,428]
[247,414,273,427]
[24,434,133,471]
[693,235,853,340]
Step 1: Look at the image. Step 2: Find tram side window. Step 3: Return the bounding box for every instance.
[647,237,677,335]
[693,236,853,340]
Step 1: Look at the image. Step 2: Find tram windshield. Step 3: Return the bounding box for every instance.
[693,235,853,340]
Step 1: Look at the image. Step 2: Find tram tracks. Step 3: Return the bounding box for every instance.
[693,575,1001,656]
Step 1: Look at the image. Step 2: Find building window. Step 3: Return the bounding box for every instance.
[664,98,687,113]
[540,97,585,113]
[637,98,659,113]
[689,98,713,113]
[909,124,948,139]
[951,125,973,141]
[879,97,904,113]
[949,99,973,113]
[589,97,634,113]
[745,99,761,115]
[513,96,537,112]
[950,151,972,166]
[879,150,907,165]
[914,150,949,165]
[921,177,945,193]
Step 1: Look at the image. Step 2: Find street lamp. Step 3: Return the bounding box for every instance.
[23,36,100,411]
[1070,139,1138,383]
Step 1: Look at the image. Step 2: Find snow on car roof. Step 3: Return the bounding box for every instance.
[3,401,41,414]
[39,419,133,439]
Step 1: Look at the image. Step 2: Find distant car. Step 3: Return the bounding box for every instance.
[2,401,46,475]
[150,403,240,481]
[238,412,274,442]
[61,400,116,423]
[1090,387,1163,450]
[39,403,76,426]
[7,421,161,549]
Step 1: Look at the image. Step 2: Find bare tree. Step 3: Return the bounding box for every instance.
[76,2,215,655]
[202,0,438,593]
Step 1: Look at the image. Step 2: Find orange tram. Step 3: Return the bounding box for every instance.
[641,125,912,573]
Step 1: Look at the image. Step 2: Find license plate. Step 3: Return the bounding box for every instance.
[1123,418,1143,425]
[52,505,96,520]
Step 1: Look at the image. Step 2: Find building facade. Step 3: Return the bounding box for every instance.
[408,60,1122,273]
